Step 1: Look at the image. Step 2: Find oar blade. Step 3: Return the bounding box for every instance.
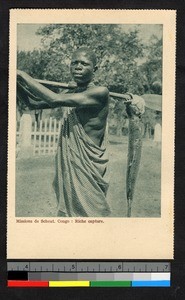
[142,94,162,112]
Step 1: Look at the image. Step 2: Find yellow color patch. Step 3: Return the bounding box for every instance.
[49,281,90,287]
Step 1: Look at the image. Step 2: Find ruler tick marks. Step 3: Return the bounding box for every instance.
[7,261,171,278]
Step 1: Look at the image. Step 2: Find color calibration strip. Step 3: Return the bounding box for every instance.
[7,272,170,287]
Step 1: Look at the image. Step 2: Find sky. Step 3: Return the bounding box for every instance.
[17,24,162,52]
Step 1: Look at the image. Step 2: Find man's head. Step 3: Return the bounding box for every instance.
[70,47,97,86]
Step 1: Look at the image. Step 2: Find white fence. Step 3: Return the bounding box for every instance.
[32,118,62,155]
[16,113,162,158]
[17,116,62,157]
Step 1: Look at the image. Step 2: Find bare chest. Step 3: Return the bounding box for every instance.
[75,106,108,146]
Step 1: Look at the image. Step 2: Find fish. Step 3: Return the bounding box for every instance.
[125,98,144,217]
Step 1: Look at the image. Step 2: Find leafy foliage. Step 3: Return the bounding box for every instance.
[17,24,162,136]
[139,36,162,94]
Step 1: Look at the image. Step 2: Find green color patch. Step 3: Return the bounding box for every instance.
[90,281,131,287]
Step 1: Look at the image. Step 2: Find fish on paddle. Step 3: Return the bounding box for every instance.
[125,95,145,217]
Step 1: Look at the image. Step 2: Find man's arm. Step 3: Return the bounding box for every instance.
[17,80,51,110]
[17,70,108,108]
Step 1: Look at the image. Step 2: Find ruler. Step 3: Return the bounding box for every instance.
[7,261,171,287]
[7,261,170,272]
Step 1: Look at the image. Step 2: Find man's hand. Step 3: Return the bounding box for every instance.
[17,70,28,86]
[17,69,26,79]
[126,94,145,117]
[17,69,23,76]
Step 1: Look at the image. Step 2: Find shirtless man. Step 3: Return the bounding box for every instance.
[17,47,114,146]
[17,47,134,217]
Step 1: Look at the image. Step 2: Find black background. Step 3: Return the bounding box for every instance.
[0,0,185,299]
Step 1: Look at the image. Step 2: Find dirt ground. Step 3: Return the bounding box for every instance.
[16,135,161,218]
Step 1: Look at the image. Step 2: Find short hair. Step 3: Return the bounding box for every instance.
[72,47,97,67]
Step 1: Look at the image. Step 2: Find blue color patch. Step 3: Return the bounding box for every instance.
[132,280,170,287]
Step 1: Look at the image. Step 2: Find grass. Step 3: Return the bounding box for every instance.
[16,135,161,217]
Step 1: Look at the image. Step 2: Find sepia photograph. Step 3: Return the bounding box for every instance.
[16,23,162,218]
[8,10,175,259]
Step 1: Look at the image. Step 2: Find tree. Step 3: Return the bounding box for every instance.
[140,36,162,94]
[17,25,162,137]
[17,50,49,79]
[35,24,146,93]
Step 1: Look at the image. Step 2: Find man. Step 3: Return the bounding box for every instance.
[17,47,144,217]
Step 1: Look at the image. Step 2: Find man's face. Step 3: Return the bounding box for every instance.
[70,51,95,85]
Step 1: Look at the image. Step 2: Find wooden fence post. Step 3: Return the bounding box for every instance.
[19,113,33,158]
[154,122,162,145]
